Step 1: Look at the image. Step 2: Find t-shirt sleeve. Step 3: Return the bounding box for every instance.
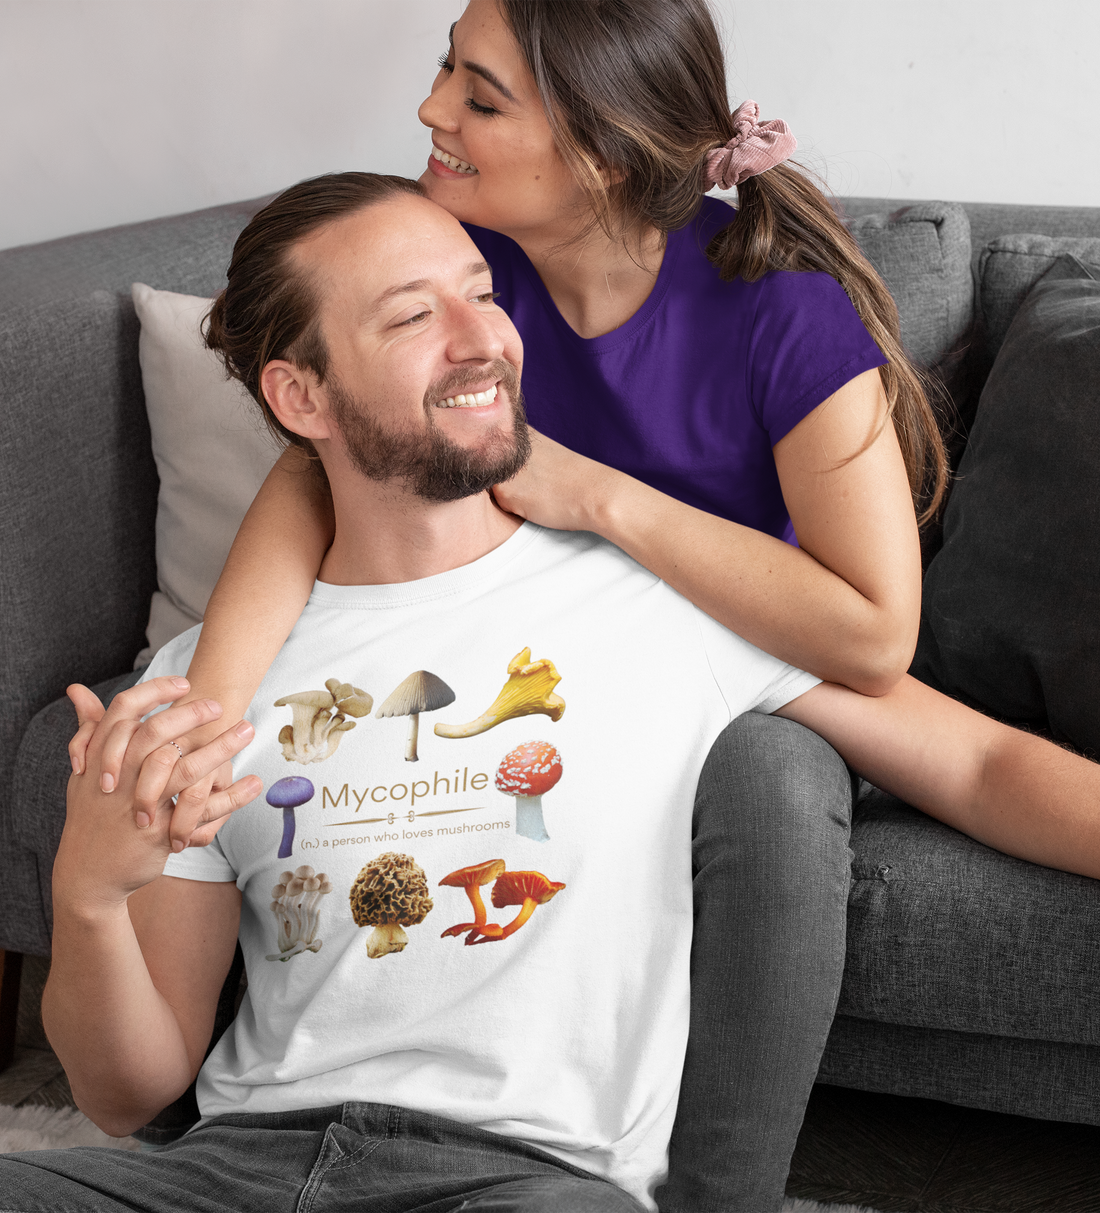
[163,832,238,883]
[749,271,888,446]
[693,606,820,718]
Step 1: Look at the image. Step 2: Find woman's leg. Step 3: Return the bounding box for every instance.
[656,712,854,1213]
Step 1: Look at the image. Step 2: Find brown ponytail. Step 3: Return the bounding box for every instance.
[498,0,949,525]
[709,164,949,522]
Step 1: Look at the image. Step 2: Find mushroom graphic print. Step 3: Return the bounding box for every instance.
[467,870,566,946]
[439,859,507,939]
[266,865,333,961]
[495,742,562,842]
[349,853,433,958]
[434,648,565,739]
[274,679,373,764]
[375,671,455,762]
[266,776,315,859]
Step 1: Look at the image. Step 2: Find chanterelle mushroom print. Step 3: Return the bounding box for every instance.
[439,859,507,940]
[266,865,333,961]
[349,852,433,958]
[375,671,455,762]
[274,678,373,765]
[434,648,565,740]
[495,741,562,842]
[467,870,566,946]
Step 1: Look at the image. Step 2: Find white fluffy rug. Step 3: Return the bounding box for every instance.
[0,1105,882,1212]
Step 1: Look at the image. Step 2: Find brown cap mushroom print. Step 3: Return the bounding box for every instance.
[375,671,455,762]
[349,852,433,958]
[274,678,373,765]
[434,648,564,740]
[439,859,507,940]
[266,865,333,962]
[495,741,562,842]
[467,870,566,946]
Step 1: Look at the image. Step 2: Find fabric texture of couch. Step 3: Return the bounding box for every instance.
[2,190,1099,1130]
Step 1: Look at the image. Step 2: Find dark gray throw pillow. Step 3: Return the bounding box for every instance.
[911,257,1100,755]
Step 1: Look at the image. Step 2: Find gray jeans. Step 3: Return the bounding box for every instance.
[0,1102,645,1213]
[656,711,854,1213]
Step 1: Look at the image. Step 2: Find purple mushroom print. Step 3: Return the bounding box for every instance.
[266,776,315,859]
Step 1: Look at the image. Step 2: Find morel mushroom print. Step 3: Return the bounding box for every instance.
[434,648,565,740]
[274,679,373,765]
[439,858,507,940]
[375,671,455,762]
[467,870,566,946]
[349,852,433,958]
[266,776,315,859]
[266,865,333,961]
[495,741,562,842]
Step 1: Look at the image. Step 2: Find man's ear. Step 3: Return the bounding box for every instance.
[260,360,333,442]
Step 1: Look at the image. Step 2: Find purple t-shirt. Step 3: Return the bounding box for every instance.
[465,197,886,544]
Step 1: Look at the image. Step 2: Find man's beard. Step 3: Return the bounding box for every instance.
[327,359,530,503]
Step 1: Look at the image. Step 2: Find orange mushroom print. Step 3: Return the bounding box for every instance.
[274,678,373,765]
[375,671,455,762]
[349,853,433,959]
[439,859,507,940]
[266,865,333,962]
[466,870,567,946]
[495,741,563,842]
[434,648,565,740]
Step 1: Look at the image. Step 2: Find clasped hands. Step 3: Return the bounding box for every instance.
[60,677,261,905]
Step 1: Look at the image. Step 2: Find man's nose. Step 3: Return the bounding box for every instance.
[445,301,506,366]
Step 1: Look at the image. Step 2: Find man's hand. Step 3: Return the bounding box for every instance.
[60,678,261,910]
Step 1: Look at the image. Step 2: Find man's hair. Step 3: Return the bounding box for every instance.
[204,171,425,453]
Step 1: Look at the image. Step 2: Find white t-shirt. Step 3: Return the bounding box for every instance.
[153,524,818,1209]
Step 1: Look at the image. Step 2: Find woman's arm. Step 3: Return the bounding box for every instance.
[494,368,921,696]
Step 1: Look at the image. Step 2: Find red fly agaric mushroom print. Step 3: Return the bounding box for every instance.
[467,869,566,945]
[495,741,562,842]
[439,859,507,939]
[434,648,565,740]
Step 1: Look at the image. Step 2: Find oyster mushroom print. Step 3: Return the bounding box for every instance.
[434,648,564,740]
[375,671,455,762]
[274,678,373,765]
[495,741,562,842]
[349,853,433,958]
[266,865,333,961]
[467,870,566,946]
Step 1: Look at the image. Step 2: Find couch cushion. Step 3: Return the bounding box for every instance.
[911,259,1100,754]
[838,789,1100,1048]
[980,233,1100,359]
[848,201,972,368]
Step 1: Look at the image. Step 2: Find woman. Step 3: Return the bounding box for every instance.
[89,2,946,1209]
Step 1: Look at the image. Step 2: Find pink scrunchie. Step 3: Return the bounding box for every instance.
[704,100,797,190]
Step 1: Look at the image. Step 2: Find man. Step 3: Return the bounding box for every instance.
[10,172,1100,1213]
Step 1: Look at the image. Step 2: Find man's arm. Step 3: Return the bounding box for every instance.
[42,679,259,1137]
[777,675,1100,880]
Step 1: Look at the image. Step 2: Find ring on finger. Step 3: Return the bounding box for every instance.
[169,741,184,760]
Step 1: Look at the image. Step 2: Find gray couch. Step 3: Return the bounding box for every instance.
[2,191,1099,1130]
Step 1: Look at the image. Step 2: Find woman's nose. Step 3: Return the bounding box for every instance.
[418,72,458,133]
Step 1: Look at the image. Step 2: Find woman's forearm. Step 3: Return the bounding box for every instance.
[185,447,334,724]
[595,475,915,695]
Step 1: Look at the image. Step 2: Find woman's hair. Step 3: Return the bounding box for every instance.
[498,0,948,522]
[204,171,424,454]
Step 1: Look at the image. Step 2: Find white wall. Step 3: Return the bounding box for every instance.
[2,0,1098,252]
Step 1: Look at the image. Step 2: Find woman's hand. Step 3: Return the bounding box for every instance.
[61,679,260,907]
[492,428,624,532]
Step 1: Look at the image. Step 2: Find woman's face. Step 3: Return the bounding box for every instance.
[417,0,588,242]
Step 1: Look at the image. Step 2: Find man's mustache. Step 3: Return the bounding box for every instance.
[422,358,522,412]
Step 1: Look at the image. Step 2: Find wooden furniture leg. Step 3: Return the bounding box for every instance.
[0,950,23,1072]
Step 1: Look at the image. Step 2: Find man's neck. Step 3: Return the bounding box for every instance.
[317,473,523,587]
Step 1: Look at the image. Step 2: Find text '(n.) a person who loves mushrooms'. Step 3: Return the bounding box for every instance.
[349,852,433,958]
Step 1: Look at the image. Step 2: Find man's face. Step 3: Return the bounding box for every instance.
[293,194,528,501]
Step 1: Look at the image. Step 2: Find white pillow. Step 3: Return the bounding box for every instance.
[133,283,281,664]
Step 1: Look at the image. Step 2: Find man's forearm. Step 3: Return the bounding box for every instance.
[43,896,198,1137]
